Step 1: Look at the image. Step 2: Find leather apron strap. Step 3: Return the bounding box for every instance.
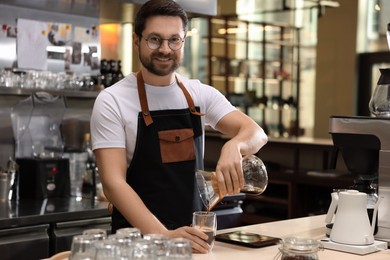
[175,76,205,117]
[136,71,204,126]
[136,71,153,126]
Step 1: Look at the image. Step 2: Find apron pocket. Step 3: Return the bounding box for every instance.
[158,128,195,163]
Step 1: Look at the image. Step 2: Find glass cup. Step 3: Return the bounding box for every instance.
[108,233,133,245]
[116,227,142,241]
[69,234,96,260]
[108,233,134,259]
[131,238,157,259]
[0,171,15,202]
[143,234,170,259]
[82,228,107,241]
[64,152,88,198]
[192,211,217,251]
[94,239,120,260]
[167,238,192,259]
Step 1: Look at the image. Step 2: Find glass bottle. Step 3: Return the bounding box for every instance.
[99,59,108,88]
[82,133,97,198]
[102,59,115,87]
[116,60,124,81]
[387,23,390,52]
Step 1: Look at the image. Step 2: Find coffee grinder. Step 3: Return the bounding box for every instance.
[329,115,390,244]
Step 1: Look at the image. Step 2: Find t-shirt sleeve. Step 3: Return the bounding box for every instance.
[201,84,237,129]
[90,91,126,150]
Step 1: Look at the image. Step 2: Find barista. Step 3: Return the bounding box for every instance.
[90,0,268,253]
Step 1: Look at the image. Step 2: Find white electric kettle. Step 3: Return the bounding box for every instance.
[325,189,380,245]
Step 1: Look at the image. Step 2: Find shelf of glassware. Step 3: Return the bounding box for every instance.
[0,86,100,98]
[209,73,299,137]
[204,17,301,137]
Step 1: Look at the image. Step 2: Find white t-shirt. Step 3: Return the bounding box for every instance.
[90,72,236,166]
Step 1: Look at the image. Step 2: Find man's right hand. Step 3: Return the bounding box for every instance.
[163,226,211,254]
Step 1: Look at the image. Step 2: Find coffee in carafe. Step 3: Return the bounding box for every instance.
[196,155,268,210]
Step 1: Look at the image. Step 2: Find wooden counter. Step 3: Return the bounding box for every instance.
[193,215,390,260]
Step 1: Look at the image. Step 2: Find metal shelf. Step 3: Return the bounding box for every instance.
[206,16,302,137]
[0,87,100,99]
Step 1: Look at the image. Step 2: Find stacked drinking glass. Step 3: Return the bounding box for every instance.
[69,227,192,260]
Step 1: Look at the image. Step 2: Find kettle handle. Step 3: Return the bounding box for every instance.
[325,192,339,224]
[371,196,382,234]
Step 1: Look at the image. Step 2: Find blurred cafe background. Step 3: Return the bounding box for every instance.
[0,0,389,259]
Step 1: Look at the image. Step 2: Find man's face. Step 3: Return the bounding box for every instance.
[137,16,185,77]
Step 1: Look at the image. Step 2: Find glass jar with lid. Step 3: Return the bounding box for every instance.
[275,237,323,260]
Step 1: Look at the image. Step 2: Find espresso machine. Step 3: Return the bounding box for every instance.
[329,115,390,244]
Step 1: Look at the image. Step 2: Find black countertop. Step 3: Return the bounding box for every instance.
[0,197,110,229]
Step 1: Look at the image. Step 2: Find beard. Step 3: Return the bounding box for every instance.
[139,49,182,77]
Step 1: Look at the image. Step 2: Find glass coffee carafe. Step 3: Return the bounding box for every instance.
[196,155,268,210]
[369,68,390,118]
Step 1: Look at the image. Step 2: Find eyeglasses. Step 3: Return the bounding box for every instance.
[143,35,185,51]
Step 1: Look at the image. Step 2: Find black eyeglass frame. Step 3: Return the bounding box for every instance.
[142,34,185,51]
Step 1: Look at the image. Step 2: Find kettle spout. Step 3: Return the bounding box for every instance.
[371,196,382,235]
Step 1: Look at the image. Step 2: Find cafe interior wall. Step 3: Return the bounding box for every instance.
[314,0,359,139]
[231,0,389,139]
[0,2,100,73]
[99,0,134,75]
[0,2,100,166]
[314,0,390,138]
[233,0,318,137]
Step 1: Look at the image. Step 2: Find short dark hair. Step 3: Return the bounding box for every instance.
[134,0,188,38]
